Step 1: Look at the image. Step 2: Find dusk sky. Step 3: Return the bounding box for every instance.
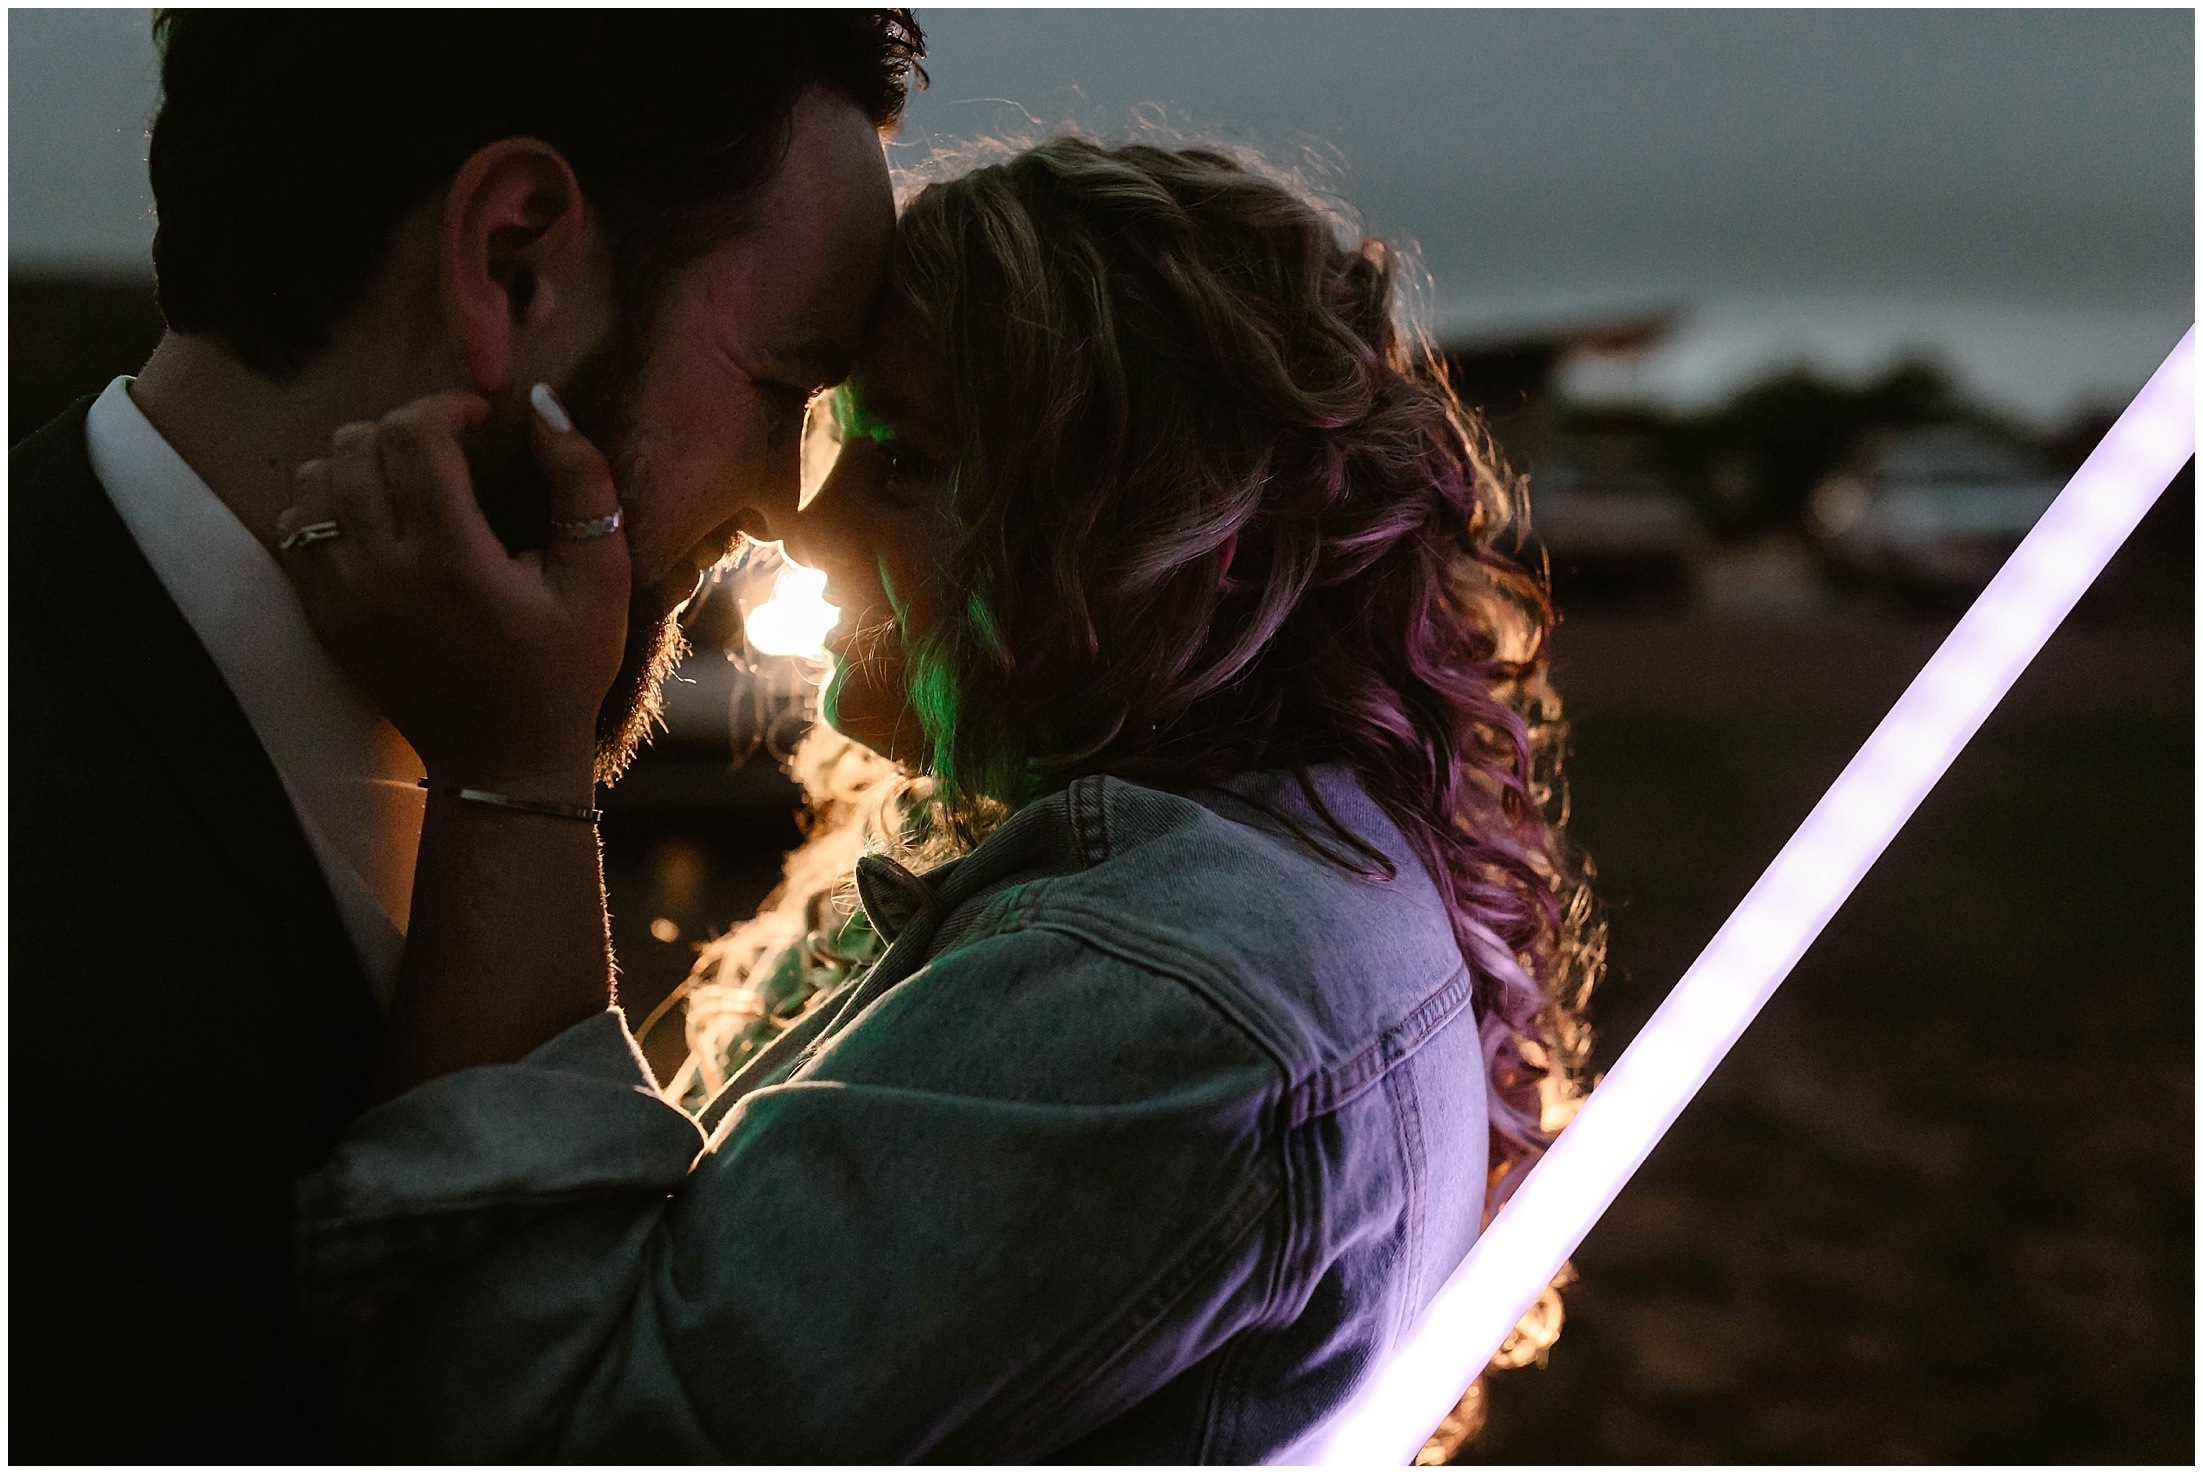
[12,8,2192,422]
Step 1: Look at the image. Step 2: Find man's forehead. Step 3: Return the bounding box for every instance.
[705,88,895,386]
[687,203,889,387]
[676,214,882,389]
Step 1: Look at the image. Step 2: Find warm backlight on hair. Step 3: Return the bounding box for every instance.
[743,554,841,660]
[1293,326,2195,1466]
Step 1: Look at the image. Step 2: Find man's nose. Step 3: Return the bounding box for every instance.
[733,420,805,547]
[778,495,831,574]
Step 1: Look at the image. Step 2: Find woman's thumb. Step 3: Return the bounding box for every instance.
[528,382,630,605]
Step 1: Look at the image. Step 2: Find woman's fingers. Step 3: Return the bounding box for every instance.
[262,387,631,786]
[278,455,335,542]
[327,420,403,545]
[375,392,500,564]
[528,383,631,611]
[281,384,628,629]
[275,454,375,645]
[275,456,344,576]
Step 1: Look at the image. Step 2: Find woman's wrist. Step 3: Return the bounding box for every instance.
[422,754,598,810]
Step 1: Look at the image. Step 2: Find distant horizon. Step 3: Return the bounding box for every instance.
[5,256,2169,434]
[11,9,2190,427]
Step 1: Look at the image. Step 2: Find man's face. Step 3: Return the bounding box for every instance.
[576,86,895,779]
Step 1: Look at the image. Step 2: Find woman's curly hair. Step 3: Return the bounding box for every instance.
[682,136,1602,1225]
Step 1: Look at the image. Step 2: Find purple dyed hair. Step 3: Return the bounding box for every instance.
[888,138,1603,1208]
[678,139,1603,1448]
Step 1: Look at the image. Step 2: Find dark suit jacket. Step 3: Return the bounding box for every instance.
[10,399,384,1462]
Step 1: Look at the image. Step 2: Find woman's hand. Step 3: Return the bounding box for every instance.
[275,386,628,800]
[278,386,631,1097]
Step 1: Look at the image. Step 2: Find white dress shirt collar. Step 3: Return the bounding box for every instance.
[84,376,423,1008]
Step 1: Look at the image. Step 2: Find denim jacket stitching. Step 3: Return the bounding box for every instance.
[1383,1065,1430,1345]
[1283,961,1477,1127]
[1276,1108,1333,1309]
[1018,905,1304,1076]
[1065,774,1110,870]
[1014,893,1474,1136]
[1192,1322,1252,1463]
[1091,775,1114,859]
[1063,777,1089,869]
[1196,1117,1319,1461]
[948,1150,1284,1462]
[1201,1125,1320,1468]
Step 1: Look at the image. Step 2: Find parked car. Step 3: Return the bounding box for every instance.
[1525,432,1704,601]
[1806,423,2063,604]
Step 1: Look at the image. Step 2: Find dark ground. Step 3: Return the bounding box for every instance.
[1463,601,2191,1463]
[604,495,2192,1464]
[1453,492,2193,1463]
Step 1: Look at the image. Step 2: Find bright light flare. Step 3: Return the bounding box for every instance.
[743,555,841,660]
[1296,327,2195,1466]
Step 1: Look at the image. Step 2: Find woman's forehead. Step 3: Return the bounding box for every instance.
[847,306,948,432]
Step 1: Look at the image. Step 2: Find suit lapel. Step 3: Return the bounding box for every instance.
[11,400,377,1033]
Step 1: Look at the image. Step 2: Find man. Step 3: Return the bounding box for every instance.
[10,12,920,1460]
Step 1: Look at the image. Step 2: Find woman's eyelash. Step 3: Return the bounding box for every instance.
[877,441,935,480]
[762,383,814,424]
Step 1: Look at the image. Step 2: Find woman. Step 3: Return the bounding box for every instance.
[289,138,1601,1462]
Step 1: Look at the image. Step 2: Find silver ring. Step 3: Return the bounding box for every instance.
[551,509,624,540]
[278,520,342,551]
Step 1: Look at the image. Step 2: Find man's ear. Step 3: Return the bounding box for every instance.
[438,138,605,394]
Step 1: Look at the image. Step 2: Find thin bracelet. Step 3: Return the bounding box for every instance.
[417,777,602,824]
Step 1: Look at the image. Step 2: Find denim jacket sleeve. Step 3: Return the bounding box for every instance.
[298,923,1288,1462]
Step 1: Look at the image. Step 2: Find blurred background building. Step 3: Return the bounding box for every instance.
[11,9,2192,1463]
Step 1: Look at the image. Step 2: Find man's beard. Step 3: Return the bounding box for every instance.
[594,601,687,786]
[467,321,688,788]
[565,335,697,788]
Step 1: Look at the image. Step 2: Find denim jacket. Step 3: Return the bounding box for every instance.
[298,765,1490,1462]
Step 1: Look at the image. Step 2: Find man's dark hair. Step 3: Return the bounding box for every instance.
[148,10,925,376]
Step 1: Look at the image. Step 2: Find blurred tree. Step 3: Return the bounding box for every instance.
[1682,357,1969,536]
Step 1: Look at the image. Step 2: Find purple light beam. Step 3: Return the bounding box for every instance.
[1296,326,2196,1466]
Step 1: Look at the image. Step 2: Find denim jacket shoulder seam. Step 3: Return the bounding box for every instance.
[1197,1122,1322,1463]
[1015,896,1475,1125]
[1019,911,1298,1084]
[1284,960,1477,1126]
[1384,1065,1431,1345]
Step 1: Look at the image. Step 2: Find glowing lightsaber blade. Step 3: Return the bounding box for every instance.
[1298,326,2195,1467]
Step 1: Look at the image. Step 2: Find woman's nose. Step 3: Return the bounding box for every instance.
[778,495,829,574]
[779,451,863,576]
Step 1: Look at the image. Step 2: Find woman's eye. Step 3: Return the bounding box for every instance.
[859,434,938,484]
[876,440,937,483]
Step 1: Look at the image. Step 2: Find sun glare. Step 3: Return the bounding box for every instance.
[743,555,841,660]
